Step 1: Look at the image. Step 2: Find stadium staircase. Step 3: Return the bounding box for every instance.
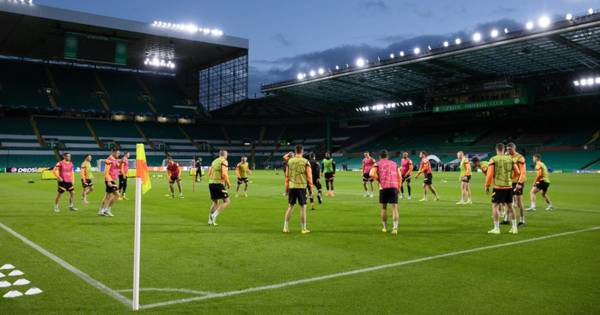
[92,72,112,111]
[582,157,600,170]
[133,122,155,150]
[135,77,158,113]
[43,66,59,109]
[85,119,105,149]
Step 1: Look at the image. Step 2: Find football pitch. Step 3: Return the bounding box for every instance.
[1,170,599,314]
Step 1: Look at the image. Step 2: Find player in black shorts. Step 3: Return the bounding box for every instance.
[308,153,322,210]
[194,157,202,182]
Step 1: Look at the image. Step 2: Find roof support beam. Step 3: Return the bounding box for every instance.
[548,34,600,67]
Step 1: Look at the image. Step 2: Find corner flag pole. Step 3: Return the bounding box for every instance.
[133,143,151,311]
[132,176,142,310]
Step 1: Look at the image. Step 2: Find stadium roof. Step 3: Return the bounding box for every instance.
[261,12,600,110]
[0,1,248,70]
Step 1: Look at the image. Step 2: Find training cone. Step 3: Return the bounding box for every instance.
[3,290,23,298]
[8,270,24,277]
[0,264,15,270]
[0,280,10,288]
[13,279,30,286]
[25,288,43,296]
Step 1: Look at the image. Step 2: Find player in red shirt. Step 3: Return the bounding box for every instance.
[362,152,376,198]
[414,151,440,201]
[166,157,184,199]
[118,152,130,200]
[53,152,78,212]
[99,149,120,217]
[399,152,413,200]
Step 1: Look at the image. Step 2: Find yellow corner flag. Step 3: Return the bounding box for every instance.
[136,144,152,194]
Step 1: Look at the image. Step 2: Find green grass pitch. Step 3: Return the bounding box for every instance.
[1,170,599,314]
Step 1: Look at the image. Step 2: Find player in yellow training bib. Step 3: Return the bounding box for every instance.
[235,156,252,197]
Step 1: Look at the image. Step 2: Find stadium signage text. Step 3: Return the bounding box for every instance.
[433,97,528,113]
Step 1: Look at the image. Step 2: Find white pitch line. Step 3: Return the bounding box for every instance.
[141,226,600,310]
[117,288,215,296]
[0,222,132,307]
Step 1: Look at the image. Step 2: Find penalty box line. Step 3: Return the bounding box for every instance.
[141,226,600,310]
[0,222,132,307]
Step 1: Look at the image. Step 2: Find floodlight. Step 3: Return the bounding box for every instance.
[390,53,395,59]
[526,21,534,30]
[596,77,600,84]
[399,51,405,57]
[413,47,421,55]
[573,80,580,86]
[317,68,325,75]
[566,13,573,21]
[538,16,551,28]
[472,32,482,42]
[309,70,316,77]
[355,58,366,67]
[490,29,499,38]
[504,28,509,34]
[455,38,462,45]
[443,41,449,47]
[589,8,594,15]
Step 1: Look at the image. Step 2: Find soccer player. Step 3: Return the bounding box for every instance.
[208,150,231,226]
[283,145,313,234]
[322,152,336,197]
[527,154,554,211]
[399,152,413,200]
[235,156,252,197]
[99,149,120,217]
[370,150,401,235]
[471,156,489,175]
[194,157,202,182]
[53,152,78,212]
[166,157,183,199]
[507,143,527,226]
[362,152,376,198]
[308,152,323,210]
[414,151,439,201]
[118,152,130,200]
[485,143,523,235]
[80,154,94,204]
[456,151,472,205]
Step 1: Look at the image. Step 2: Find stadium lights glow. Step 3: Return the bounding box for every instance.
[335,65,340,70]
[3,0,33,5]
[566,13,573,21]
[390,53,395,59]
[297,73,306,80]
[538,16,551,28]
[151,20,223,37]
[428,45,432,51]
[573,76,600,87]
[355,101,413,112]
[589,8,594,15]
[490,29,499,38]
[526,21,535,30]
[504,28,509,34]
[317,68,325,75]
[455,38,462,45]
[309,70,317,77]
[144,57,175,69]
[399,51,405,57]
[413,47,421,55]
[443,41,449,47]
[472,32,482,42]
[355,58,366,67]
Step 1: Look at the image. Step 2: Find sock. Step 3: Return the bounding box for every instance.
[494,221,499,229]
[284,221,289,230]
[531,202,536,208]
[393,221,398,229]
[520,217,525,223]
[408,186,411,196]
[512,219,517,229]
[400,187,404,195]
[69,202,74,208]
[503,213,508,221]
[382,222,387,229]
[54,204,59,209]
[302,223,306,230]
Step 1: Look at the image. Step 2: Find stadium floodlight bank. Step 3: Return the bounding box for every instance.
[0,1,249,112]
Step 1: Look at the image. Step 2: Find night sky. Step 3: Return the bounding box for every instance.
[37,0,600,96]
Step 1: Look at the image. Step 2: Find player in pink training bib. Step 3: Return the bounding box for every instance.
[52,152,78,213]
